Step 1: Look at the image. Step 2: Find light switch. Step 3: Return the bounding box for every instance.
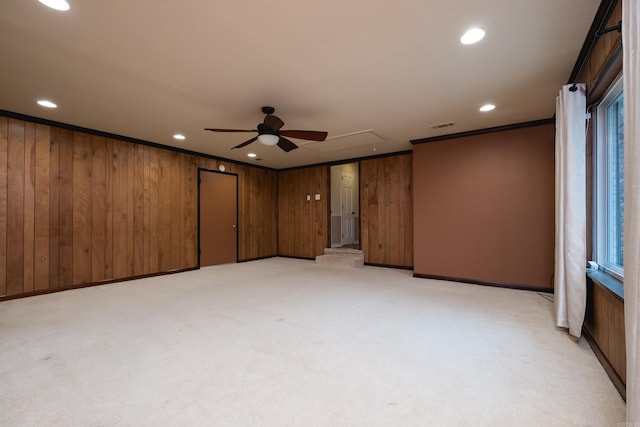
[315,194,321,200]
[306,195,311,201]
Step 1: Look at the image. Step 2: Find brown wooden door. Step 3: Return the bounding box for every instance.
[199,170,237,266]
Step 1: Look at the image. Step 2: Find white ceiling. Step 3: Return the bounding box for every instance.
[0,0,599,169]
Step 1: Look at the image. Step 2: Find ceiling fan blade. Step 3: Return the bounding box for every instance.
[232,136,258,149]
[204,128,256,133]
[264,114,284,131]
[279,130,328,141]
[277,137,298,152]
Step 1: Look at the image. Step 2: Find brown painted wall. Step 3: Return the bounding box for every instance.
[360,154,413,267]
[0,116,277,298]
[278,166,328,259]
[413,124,555,288]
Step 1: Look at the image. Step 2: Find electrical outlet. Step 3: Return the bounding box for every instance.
[315,194,320,200]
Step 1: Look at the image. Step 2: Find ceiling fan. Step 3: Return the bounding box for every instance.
[205,106,328,152]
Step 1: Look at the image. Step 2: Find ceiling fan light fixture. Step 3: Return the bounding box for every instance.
[258,134,279,146]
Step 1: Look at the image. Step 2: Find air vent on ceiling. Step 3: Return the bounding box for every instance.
[431,121,455,129]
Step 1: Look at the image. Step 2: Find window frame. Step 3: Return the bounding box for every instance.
[594,75,624,281]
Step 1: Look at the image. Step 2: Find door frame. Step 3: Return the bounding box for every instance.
[197,167,239,267]
[340,170,356,246]
[327,162,361,249]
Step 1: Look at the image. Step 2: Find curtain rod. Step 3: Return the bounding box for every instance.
[570,20,622,92]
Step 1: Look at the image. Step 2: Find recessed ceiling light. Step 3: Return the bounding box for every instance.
[37,100,57,108]
[247,153,257,158]
[173,134,186,140]
[38,0,70,11]
[461,27,485,45]
[480,104,496,112]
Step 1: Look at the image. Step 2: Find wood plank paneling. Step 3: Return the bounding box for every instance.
[0,118,7,296]
[170,151,182,270]
[23,122,35,293]
[7,119,25,295]
[278,166,327,259]
[34,124,50,291]
[585,278,626,384]
[148,147,159,272]
[58,129,74,287]
[184,155,196,267]
[104,138,114,279]
[0,115,278,299]
[112,139,128,279]
[72,132,92,284]
[49,128,60,289]
[157,149,172,271]
[361,154,413,267]
[143,146,151,274]
[238,166,278,261]
[91,135,106,282]
[126,142,135,277]
[133,144,145,276]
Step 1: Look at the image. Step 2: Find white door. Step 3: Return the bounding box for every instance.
[341,172,356,245]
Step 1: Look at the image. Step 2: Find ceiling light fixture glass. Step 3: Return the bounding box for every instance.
[479,104,496,112]
[173,134,186,140]
[460,27,485,45]
[258,134,279,146]
[37,100,57,108]
[247,153,257,158]
[38,0,71,11]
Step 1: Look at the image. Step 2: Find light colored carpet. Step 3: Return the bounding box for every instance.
[0,258,625,426]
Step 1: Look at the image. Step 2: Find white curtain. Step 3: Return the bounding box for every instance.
[554,84,587,338]
[623,0,640,422]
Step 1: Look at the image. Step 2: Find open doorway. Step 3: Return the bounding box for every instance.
[330,162,359,248]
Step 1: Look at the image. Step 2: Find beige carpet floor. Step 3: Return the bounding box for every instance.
[0,258,625,426]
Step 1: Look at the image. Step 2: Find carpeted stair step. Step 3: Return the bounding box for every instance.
[315,248,364,267]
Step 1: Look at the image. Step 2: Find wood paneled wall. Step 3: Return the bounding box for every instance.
[278,166,328,259]
[0,116,277,298]
[585,278,626,387]
[236,164,278,261]
[360,154,413,267]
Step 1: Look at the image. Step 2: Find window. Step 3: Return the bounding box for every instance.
[595,77,624,279]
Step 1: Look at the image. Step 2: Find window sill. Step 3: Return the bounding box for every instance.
[586,269,624,300]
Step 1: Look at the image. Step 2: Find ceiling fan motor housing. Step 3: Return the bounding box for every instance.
[257,123,277,135]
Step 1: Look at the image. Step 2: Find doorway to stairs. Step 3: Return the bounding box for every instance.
[330,162,359,248]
